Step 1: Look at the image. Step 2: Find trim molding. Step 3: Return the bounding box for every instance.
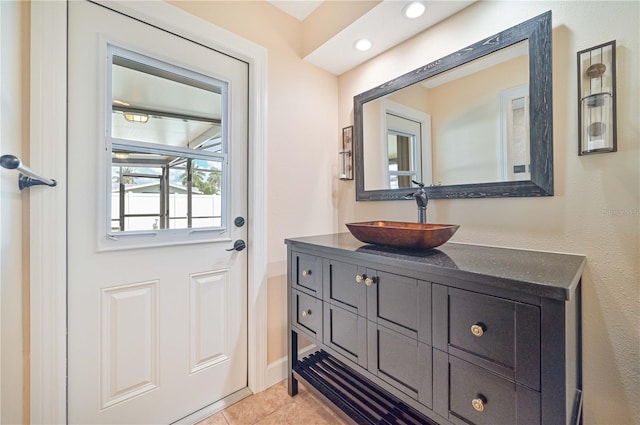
[30,1,268,423]
[265,345,317,389]
[30,2,67,423]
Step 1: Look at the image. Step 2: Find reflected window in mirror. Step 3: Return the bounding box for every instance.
[499,85,530,182]
[388,131,416,189]
[387,113,421,188]
[107,45,228,234]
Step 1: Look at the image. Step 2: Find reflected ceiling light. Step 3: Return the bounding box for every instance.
[113,152,130,159]
[124,112,149,124]
[403,1,426,19]
[113,99,130,107]
[354,38,372,52]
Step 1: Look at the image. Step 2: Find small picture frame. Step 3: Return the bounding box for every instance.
[340,126,354,180]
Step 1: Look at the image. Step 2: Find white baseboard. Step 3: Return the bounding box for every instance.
[265,344,316,389]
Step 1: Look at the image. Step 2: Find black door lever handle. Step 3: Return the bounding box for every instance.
[226,239,246,252]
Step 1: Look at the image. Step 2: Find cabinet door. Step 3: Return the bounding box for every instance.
[291,251,322,296]
[323,260,367,316]
[323,303,367,368]
[367,270,431,344]
[367,322,432,409]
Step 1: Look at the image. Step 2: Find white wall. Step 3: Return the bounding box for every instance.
[168,1,340,365]
[0,1,29,423]
[338,2,639,424]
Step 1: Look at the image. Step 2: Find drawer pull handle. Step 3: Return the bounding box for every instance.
[355,274,365,283]
[365,277,376,286]
[471,396,486,413]
[471,323,486,337]
[302,270,311,277]
[301,309,312,317]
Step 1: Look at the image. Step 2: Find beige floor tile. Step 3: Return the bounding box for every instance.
[196,411,229,425]
[222,380,293,425]
[198,380,346,425]
[292,385,349,425]
[253,401,340,425]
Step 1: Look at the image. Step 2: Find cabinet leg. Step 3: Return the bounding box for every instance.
[288,329,299,396]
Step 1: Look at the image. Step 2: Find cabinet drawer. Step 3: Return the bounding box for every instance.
[323,260,366,316]
[291,251,322,296]
[447,356,540,425]
[449,288,516,367]
[367,322,432,408]
[291,290,322,341]
[433,286,541,389]
[323,303,367,368]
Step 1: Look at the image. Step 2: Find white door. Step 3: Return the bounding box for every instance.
[67,1,248,423]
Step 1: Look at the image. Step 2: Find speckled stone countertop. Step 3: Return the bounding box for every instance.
[285,233,586,301]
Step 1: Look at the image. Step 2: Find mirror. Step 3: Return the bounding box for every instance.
[354,11,552,200]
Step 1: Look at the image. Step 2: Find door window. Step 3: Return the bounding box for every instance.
[107,45,228,234]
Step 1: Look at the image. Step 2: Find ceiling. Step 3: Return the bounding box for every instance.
[268,0,323,20]
[268,0,475,75]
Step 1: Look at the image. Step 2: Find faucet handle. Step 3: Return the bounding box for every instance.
[412,180,425,188]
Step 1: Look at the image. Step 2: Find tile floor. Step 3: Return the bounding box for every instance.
[197,380,349,425]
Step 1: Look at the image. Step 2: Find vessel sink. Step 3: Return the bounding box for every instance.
[345,221,459,250]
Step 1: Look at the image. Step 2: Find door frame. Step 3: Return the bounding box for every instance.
[29,1,268,423]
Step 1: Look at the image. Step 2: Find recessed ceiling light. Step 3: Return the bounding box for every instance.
[124,113,149,124]
[354,38,372,52]
[403,1,426,19]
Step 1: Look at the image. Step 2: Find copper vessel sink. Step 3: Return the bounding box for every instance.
[346,221,459,250]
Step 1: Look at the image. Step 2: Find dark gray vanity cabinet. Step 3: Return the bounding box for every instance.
[286,233,585,425]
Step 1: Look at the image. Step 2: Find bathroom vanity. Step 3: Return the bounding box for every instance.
[286,233,585,425]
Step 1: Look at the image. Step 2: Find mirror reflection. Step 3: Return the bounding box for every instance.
[363,41,529,191]
[355,11,553,200]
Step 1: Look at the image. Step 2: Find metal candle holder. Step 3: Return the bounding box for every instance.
[577,41,617,155]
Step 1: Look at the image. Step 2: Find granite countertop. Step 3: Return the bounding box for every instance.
[285,233,586,301]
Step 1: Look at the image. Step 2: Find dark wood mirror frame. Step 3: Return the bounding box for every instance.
[354,11,552,201]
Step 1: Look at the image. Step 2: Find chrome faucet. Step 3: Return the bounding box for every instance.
[404,180,428,223]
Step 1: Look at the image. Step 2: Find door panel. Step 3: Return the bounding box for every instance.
[190,270,232,373]
[101,281,159,409]
[67,1,248,423]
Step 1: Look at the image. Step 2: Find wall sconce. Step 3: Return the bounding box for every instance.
[578,40,616,155]
[340,126,353,180]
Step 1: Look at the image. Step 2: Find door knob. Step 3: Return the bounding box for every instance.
[226,240,246,252]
